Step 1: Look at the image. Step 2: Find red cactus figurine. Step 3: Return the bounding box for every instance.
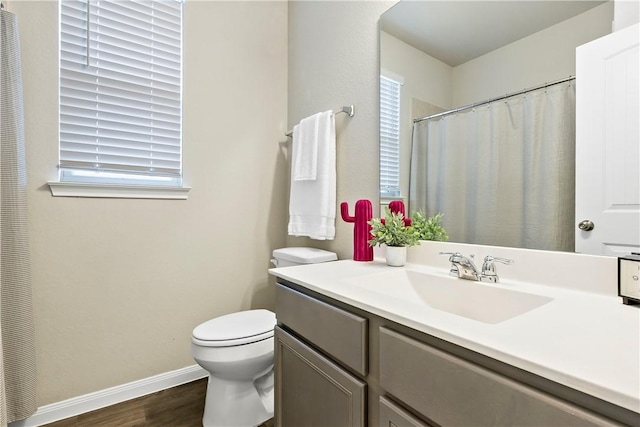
[385,200,412,226]
[340,200,374,261]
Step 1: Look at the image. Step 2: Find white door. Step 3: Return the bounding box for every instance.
[575,23,640,256]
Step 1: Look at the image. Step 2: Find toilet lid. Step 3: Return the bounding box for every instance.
[272,247,337,264]
[192,309,276,346]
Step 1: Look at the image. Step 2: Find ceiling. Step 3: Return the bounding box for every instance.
[380,1,608,66]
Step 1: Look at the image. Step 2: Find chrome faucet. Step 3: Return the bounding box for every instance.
[440,252,513,283]
[480,256,514,283]
[440,252,480,280]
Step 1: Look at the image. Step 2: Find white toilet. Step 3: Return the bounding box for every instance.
[191,247,336,427]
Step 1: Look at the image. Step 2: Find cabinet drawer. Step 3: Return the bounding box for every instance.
[276,283,367,376]
[379,327,618,427]
[379,396,431,427]
[275,326,366,427]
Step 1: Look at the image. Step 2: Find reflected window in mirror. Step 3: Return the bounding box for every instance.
[380,74,402,199]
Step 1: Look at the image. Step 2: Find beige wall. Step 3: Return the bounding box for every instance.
[613,0,639,30]
[381,31,453,110]
[453,1,614,106]
[286,0,394,259]
[14,0,288,405]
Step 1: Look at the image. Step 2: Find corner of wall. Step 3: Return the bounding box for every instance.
[613,0,640,31]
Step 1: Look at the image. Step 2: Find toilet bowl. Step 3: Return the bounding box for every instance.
[192,309,276,427]
[192,247,336,427]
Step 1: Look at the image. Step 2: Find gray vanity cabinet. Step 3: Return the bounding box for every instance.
[379,327,619,427]
[274,280,637,427]
[275,327,366,427]
[275,283,367,427]
[275,283,367,376]
[379,396,431,427]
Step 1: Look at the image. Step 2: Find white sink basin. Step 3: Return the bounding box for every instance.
[344,269,553,324]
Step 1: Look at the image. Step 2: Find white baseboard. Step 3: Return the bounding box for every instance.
[9,365,208,427]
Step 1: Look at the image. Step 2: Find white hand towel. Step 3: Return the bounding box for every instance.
[292,112,322,181]
[288,111,336,240]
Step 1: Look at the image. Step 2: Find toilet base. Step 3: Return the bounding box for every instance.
[202,370,274,427]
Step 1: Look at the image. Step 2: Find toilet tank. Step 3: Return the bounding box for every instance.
[272,247,337,267]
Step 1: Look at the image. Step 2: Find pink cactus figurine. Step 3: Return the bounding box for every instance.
[385,200,412,226]
[340,200,374,262]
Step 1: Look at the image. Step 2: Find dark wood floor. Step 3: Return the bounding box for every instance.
[43,378,275,427]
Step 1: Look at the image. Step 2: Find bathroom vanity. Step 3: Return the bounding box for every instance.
[269,248,640,427]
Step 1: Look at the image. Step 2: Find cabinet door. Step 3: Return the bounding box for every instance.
[379,396,431,427]
[379,327,620,427]
[275,326,366,427]
[276,283,368,375]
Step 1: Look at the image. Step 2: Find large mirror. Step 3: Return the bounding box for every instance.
[379,0,615,252]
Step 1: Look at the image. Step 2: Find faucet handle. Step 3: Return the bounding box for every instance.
[439,251,464,263]
[480,256,514,282]
[484,255,514,265]
[439,252,462,276]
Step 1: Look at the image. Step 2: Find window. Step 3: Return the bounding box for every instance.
[379,75,401,198]
[55,0,187,198]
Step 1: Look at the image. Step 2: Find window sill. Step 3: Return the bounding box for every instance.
[47,181,191,200]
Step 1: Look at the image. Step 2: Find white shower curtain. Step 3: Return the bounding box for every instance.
[410,82,576,252]
[1,8,37,426]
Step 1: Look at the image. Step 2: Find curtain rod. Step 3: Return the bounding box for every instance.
[414,76,575,124]
[285,105,355,137]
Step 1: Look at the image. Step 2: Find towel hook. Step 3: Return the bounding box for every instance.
[341,105,355,117]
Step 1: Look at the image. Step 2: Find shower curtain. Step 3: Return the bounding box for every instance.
[410,82,575,252]
[0,8,37,426]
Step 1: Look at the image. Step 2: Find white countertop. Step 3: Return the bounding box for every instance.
[269,259,640,413]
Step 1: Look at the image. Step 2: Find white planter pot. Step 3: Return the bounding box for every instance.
[385,246,407,267]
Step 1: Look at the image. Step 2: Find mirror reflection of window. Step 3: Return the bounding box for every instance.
[380,74,402,199]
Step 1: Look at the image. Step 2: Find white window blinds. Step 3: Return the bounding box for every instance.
[380,75,401,198]
[59,0,183,185]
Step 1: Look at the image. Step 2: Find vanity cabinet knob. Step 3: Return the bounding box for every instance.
[578,220,595,231]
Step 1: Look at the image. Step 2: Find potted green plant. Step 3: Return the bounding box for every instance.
[368,207,420,266]
[412,211,449,241]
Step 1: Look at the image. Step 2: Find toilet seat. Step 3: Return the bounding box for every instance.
[192,309,276,347]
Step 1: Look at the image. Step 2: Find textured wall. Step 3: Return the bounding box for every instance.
[453,2,614,106]
[286,1,395,259]
[16,0,288,405]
